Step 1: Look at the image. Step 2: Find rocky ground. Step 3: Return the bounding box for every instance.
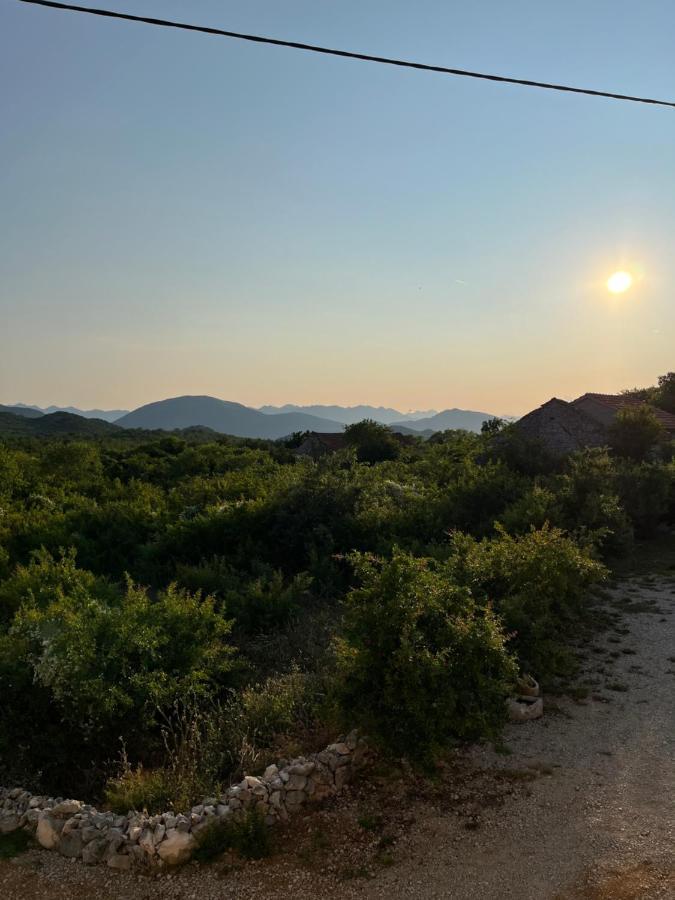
[1,573,673,899]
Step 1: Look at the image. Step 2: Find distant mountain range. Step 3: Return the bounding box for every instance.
[0,404,45,419]
[1,396,514,439]
[259,404,438,425]
[11,403,128,422]
[116,396,345,438]
[392,408,513,433]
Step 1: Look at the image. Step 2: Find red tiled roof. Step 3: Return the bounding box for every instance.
[573,394,675,432]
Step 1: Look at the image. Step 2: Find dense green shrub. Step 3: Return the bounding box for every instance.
[552,449,633,555]
[105,766,179,815]
[11,575,235,725]
[446,524,607,679]
[609,406,666,461]
[345,419,401,463]
[614,461,672,537]
[337,550,517,758]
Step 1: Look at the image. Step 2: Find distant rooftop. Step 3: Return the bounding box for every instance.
[572,393,675,433]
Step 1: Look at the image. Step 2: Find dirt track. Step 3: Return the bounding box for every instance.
[1,575,673,899]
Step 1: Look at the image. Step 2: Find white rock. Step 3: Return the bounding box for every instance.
[507,696,544,722]
[36,815,64,849]
[51,800,82,817]
[157,829,196,866]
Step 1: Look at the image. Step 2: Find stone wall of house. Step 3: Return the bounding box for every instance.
[514,398,607,456]
[0,730,367,870]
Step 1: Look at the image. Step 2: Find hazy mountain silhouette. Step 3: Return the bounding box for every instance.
[0,404,44,419]
[392,408,510,433]
[0,411,121,437]
[389,424,436,438]
[259,404,438,425]
[13,403,128,422]
[117,396,345,438]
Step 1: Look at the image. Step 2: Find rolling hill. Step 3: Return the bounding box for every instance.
[116,396,345,438]
[11,404,128,422]
[0,404,44,419]
[0,411,121,437]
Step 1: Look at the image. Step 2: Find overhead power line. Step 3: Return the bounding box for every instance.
[19,0,675,109]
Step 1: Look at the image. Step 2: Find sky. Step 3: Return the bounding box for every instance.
[1,0,674,416]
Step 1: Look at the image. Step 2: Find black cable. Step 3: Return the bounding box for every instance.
[18,0,675,109]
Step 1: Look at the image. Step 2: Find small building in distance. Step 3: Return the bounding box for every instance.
[512,392,675,458]
[512,398,606,457]
[571,393,675,437]
[294,432,349,460]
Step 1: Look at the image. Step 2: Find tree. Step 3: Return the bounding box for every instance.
[481,417,506,435]
[344,419,400,463]
[608,406,665,461]
[655,372,675,414]
[283,430,308,449]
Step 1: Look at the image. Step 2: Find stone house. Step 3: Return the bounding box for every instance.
[512,398,607,457]
[512,393,675,457]
[571,393,675,437]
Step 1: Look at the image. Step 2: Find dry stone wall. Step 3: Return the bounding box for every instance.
[0,730,367,870]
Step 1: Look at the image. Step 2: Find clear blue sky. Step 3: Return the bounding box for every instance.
[2,0,674,415]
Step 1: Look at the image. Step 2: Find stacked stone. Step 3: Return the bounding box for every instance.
[0,729,367,870]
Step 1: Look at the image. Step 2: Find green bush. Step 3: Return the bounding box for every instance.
[105,766,178,815]
[193,808,271,862]
[345,419,401,463]
[12,576,235,726]
[0,554,236,791]
[337,550,517,758]
[446,524,607,680]
[609,406,666,461]
[614,461,672,537]
[553,449,633,555]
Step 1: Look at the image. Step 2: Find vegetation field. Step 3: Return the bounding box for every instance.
[0,406,673,812]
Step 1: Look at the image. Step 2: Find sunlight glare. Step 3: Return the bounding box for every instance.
[607,271,633,294]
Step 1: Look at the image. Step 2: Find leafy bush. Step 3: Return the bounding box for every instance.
[609,406,666,461]
[337,550,517,758]
[345,419,401,463]
[0,547,116,628]
[614,461,672,537]
[105,766,178,815]
[193,808,271,862]
[552,449,633,555]
[12,576,235,727]
[446,524,607,680]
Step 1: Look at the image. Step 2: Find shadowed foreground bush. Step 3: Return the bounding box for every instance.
[193,808,271,861]
[337,550,517,759]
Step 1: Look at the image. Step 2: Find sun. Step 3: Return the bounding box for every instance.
[607,270,633,294]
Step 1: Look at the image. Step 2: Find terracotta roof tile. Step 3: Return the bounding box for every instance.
[573,394,675,432]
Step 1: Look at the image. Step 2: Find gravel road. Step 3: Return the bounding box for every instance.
[1,575,673,899]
